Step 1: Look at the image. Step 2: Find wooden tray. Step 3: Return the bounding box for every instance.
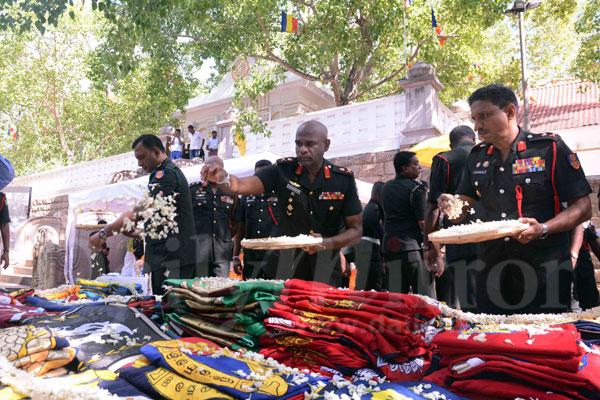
[76,224,107,231]
[429,221,530,244]
[241,236,323,250]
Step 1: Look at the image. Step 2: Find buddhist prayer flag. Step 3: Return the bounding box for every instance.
[281,11,298,33]
[431,7,447,46]
[105,87,115,103]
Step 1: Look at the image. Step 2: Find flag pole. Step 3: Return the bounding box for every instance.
[403,3,408,78]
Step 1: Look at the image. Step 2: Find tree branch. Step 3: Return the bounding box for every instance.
[289,0,318,15]
[347,39,426,102]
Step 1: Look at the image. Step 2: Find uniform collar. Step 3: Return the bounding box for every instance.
[509,127,529,153]
[296,159,328,190]
[154,157,171,173]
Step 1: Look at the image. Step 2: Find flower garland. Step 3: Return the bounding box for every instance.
[121,187,178,241]
[416,294,600,326]
[0,355,117,400]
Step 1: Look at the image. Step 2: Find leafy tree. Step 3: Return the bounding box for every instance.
[0,6,198,175]
[573,0,600,86]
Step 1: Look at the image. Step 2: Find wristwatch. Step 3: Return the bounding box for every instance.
[539,223,549,240]
[98,229,107,239]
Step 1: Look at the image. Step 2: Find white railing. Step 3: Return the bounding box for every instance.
[233,95,413,159]
[11,151,139,198]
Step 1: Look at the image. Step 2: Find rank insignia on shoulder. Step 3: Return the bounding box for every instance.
[319,192,344,200]
[289,180,301,187]
[568,153,580,169]
[155,170,164,179]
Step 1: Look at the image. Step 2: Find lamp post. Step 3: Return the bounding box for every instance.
[504,0,541,132]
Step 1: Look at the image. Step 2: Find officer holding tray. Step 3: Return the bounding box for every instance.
[201,120,362,286]
[438,84,592,314]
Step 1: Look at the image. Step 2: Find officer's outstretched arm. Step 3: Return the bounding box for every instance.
[201,160,265,195]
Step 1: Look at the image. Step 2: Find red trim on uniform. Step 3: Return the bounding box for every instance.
[202,182,208,187]
[517,141,526,152]
[268,204,278,227]
[551,141,560,216]
[515,185,523,218]
[324,165,331,179]
[295,165,303,175]
[435,155,450,187]
[583,240,591,252]
[0,194,5,213]
[486,145,494,155]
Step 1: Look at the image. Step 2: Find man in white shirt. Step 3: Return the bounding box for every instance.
[187,125,205,160]
[170,129,183,160]
[207,130,219,157]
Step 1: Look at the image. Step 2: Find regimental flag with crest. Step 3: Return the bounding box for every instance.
[281,11,298,33]
[431,6,447,46]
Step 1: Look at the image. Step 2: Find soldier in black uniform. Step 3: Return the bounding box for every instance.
[342,182,384,291]
[189,158,242,278]
[439,84,592,314]
[232,159,280,280]
[0,192,10,270]
[201,120,362,287]
[381,151,434,296]
[424,125,478,311]
[90,134,197,295]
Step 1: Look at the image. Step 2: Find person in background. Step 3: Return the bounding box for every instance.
[0,192,10,271]
[188,125,205,160]
[233,159,279,280]
[91,244,110,279]
[381,151,434,296]
[171,129,184,160]
[571,221,600,310]
[424,125,479,311]
[190,157,243,278]
[343,181,384,291]
[207,130,219,157]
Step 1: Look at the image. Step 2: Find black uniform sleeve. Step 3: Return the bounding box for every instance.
[0,194,10,224]
[428,154,449,204]
[231,195,244,222]
[412,183,427,221]
[148,169,179,197]
[342,176,363,217]
[255,165,280,194]
[554,138,592,202]
[456,153,478,199]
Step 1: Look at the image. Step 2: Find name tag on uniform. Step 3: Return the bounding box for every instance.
[319,192,344,200]
[512,157,545,174]
[286,183,302,194]
[220,195,234,204]
[472,170,487,175]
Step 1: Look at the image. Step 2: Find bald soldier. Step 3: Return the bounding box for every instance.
[201,120,362,286]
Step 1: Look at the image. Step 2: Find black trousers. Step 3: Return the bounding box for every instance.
[264,249,343,287]
[242,249,272,280]
[344,240,383,291]
[151,263,195,295]
[475,239,572,315]
[574,252,600,310]
[196,259,230,278]
[384,250,435,297]
[435,256,478,312]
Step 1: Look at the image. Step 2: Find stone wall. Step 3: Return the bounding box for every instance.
[30,195,69,219]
